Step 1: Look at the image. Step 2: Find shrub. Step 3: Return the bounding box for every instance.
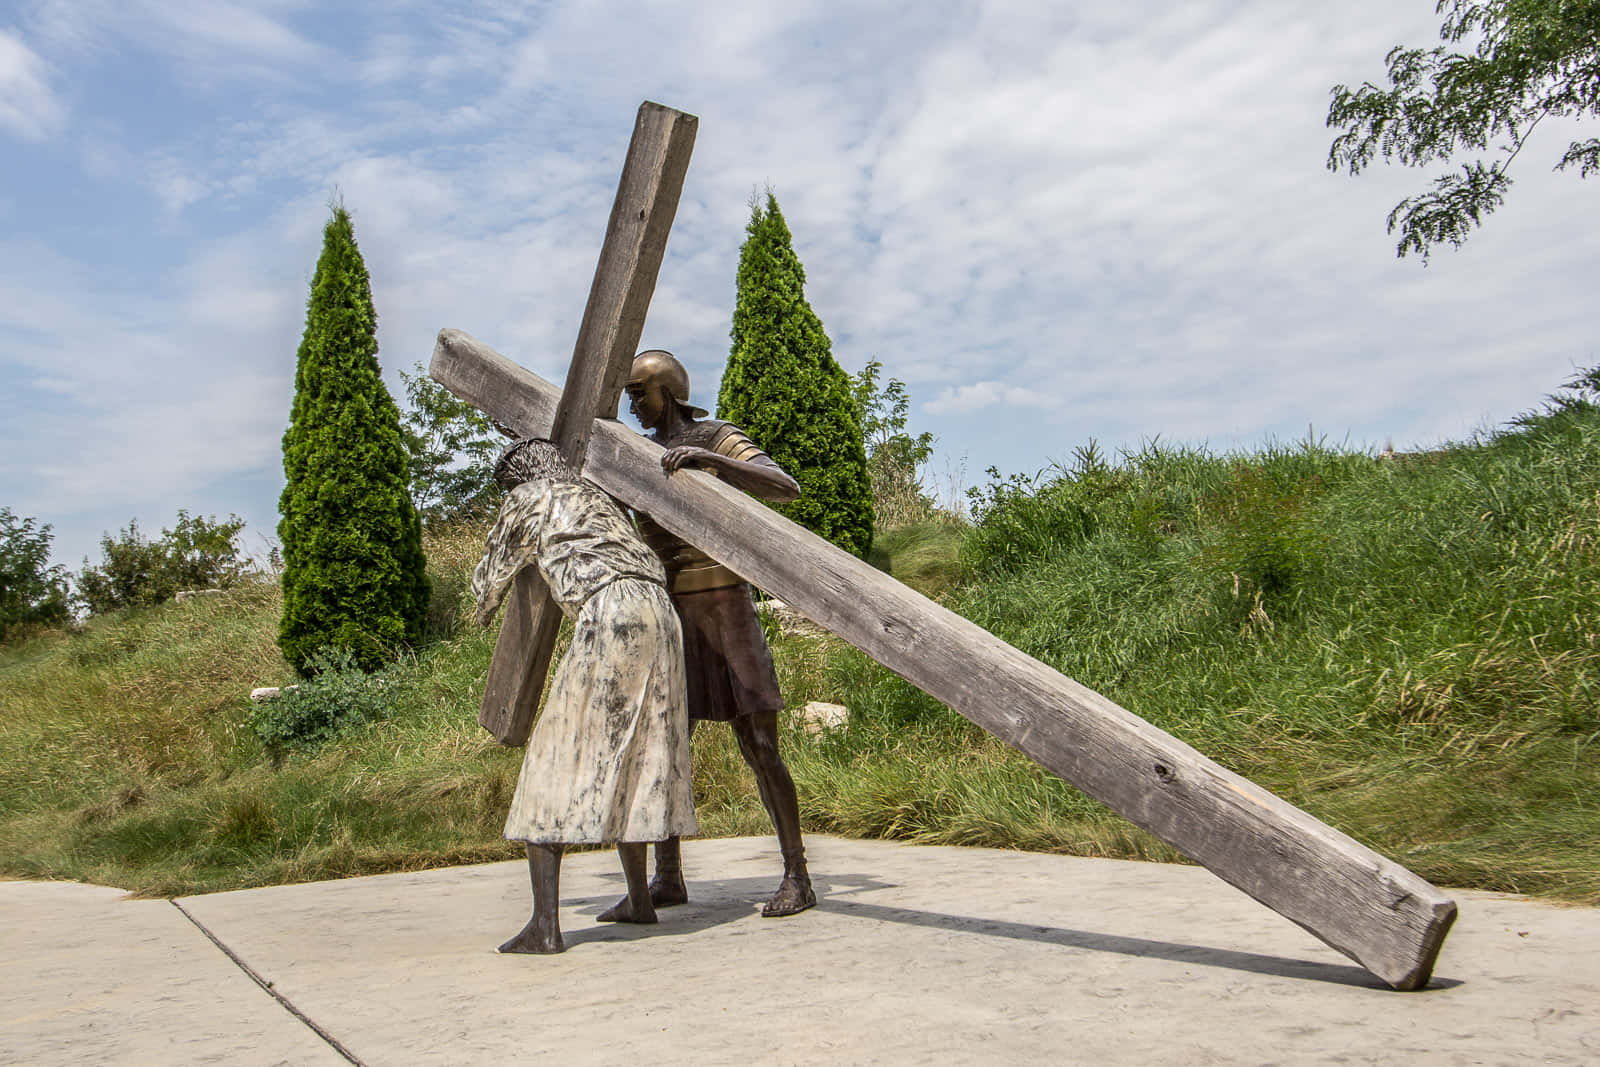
[962,443,1126,576]
[247,648,396,755]
[75,511,248,616]
[851,360,937,527]
[0,508,69,641]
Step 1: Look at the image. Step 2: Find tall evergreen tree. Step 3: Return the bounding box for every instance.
[719,192,874,557]
[278,204,428,673]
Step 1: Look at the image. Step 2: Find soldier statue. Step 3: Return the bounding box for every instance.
[615,349,816,918]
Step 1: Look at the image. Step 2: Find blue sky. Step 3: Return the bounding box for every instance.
[3,1,1597,571]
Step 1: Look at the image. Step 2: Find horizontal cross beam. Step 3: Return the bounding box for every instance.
[431,328,1457,990]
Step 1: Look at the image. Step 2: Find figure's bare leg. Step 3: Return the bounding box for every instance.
[499,843,565,953]
[601,836,687,916]
[648,836,689,906]
[732,711,815,917]
[597,843,659,924]
[648,718,693,907]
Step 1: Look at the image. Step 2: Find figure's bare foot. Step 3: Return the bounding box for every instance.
[498,918,565,954]
[761,872,816,917]
[648,871,688,908]
[596,896,659,924]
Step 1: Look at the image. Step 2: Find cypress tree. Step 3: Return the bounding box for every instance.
[719,192,874,557]
[278,204,428,673]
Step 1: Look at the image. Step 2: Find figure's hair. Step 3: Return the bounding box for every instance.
[493,438,575,490]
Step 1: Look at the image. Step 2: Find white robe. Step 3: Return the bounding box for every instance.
[472,479,697,845]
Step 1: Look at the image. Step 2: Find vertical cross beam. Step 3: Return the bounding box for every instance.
[478,101,697,746]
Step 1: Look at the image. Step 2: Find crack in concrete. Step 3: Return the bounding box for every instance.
[170,899,366,1066]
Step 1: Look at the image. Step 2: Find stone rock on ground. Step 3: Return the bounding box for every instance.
[800,700,849,734]
[249,685,299,702]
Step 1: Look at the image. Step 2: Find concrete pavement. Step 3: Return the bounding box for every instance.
[4,836,1597,1065]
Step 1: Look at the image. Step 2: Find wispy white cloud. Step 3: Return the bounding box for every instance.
[0,28,65,140]
[148,158,215,216]
[155,0,324,63]
[22,0,331,74]
[927,381,1058,416]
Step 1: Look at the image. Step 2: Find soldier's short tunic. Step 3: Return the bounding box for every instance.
[633,419,784,724]
[472,478,697,845]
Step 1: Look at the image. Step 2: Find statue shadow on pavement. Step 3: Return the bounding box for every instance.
[815,895,1464,992]
[558,870,900,948]
[563,869,1462,990]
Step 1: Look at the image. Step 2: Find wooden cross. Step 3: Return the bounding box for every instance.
[476,101,697,746]
[435,102,1457,991]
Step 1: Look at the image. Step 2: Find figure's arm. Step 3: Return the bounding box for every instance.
[471,493,546,627]
[661,446,800,502]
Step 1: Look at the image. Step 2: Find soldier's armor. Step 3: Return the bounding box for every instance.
[635,419,767,594]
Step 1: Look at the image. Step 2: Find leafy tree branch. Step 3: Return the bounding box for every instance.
[1327,0,1600,260]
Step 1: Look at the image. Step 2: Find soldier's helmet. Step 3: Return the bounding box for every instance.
[629,350,709,418]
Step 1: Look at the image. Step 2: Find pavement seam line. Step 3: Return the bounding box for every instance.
[169,899,367,1067]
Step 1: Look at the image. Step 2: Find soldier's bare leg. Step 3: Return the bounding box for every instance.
[598,842,659,924]
[499,843,565,954]
[731,710,815,917]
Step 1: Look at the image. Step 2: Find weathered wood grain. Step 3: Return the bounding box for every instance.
[432,328,1458,991]
[478,101,697,746]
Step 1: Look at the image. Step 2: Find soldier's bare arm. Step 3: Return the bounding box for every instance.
[661,445,799,502]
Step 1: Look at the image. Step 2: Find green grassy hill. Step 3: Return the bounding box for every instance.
[3,406,1597,902]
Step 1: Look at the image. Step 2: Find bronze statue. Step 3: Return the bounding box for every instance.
[619,349,815,918]
[472,438,697,953]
